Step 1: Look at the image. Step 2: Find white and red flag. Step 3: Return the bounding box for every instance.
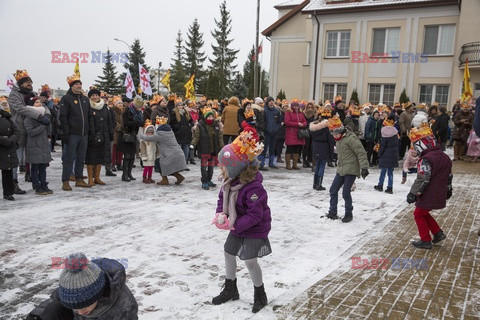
[138,63,152,96]
[5,74,15,94]
[124,69,135,99]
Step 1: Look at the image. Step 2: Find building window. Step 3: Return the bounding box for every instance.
[368,84,395,106]
[326,31,351,57]
[372,28,400,56]
[419,85,449,105]
[323,83,347,102]
[306,42,312,65]
[422,25,455,55]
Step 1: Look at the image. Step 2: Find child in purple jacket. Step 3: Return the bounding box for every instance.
[211,122,272,313]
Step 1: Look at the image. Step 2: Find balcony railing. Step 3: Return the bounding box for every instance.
[459,42,480,67]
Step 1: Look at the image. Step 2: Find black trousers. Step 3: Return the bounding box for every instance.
[399,135,410,159]
[2,169,14,196]
[366,141,378,165]
[200,152,216,183]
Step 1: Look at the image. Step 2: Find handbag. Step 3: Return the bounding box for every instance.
[298,128,310,138]
[122,133,136,143]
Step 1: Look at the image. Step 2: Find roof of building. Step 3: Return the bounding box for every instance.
[274,0,305,9]
[303,0,458,13]
[263,0,311,37]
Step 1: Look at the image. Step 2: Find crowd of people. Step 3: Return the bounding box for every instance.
[3,69,480,319]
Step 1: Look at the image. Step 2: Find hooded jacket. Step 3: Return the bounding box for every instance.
[59,88,91,137]
[377,126,399,168]
[0,110,20,170]
[336,131,369,177]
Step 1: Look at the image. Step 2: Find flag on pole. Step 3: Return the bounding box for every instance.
[258,40,263,55]
[74,58,80,77]
[461,58,473,102]
[160,69,171,92]
[184,73,195,100]
[5,74,15,94]
[139,63,152,95]
[124,69,135,99]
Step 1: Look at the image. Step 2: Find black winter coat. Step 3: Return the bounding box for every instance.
[118,108,143,154]
[432,113,450,144]
[170,112,193,145]
[310,122,334,161]
[0,110,19,170]
[86,104,114,165]
[378,126,399,168]
[59,89,91,136]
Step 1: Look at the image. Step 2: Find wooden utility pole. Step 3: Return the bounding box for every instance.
[253,0,260,98]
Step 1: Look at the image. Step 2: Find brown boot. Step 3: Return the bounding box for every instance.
[86,165,95,187]
[292,154,300,170]
[147,175,155,184]
[69,174,76,182]
[453,144,459,160]
[458,145,465,160]
[285,154,292,170]
[142,176,148,184]
[75,178,91,188]
[62,181,72,191]
[173,172,185,185]
[94,165,106,185]
[157,176,169,185]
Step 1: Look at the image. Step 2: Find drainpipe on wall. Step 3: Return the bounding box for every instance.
[313,12,320,101]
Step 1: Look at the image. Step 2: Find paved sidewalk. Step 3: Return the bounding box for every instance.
[276,168,480,319]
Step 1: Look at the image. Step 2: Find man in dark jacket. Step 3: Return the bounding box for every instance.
[258,97,281,170]
[59,74,92,191]
[474,97,480,137]
[432,105,450,151]
[407,125,452,249]
[27,253,138,320]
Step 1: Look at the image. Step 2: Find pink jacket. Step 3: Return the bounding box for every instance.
[284,109,307,146]
[403,149,419,172]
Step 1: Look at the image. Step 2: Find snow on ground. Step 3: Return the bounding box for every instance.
[0,151,414,319]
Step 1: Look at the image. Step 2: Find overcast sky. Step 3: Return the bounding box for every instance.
[0,0,283,91]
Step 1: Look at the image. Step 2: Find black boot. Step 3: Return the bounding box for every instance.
[374,185,383,191]
[121,160,130,182]
[313,175,319,190]
[317,177,326,191]
[432,231,446,244]
[25,171,31,182]
[13,180,26,195]
[326,211,339,220]
[212,278,239,305]
[106,170,116,176]
[411,240,432,249]
[342,214,353,223]
[252,284,268,313]
[384,187,393,194]
[117,164,123,171]
[19,165,25,173]
[189,158,196,165]
[128,158,136,180]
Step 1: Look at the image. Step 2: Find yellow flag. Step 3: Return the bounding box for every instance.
[138,83,142,94]
[184,73,195,100]
[461,58,473,102]
[74,59,80,77]
[160,69,171,92]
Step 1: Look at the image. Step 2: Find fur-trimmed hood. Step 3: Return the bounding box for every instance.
[309,119,328,132]
[381,125,398,138]
[251,104,263,112]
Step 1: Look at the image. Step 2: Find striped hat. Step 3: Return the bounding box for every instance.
[58,253,106,309]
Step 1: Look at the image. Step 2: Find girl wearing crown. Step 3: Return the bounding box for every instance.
[139,120,159,183]
[373,115,399,194]
[211,122,271,313]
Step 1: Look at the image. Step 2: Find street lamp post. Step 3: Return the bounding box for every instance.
[157,62,162,94]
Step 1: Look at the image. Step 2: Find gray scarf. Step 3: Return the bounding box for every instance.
[222,178,244,228]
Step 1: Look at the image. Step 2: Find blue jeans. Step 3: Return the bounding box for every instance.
[314,159,327,178]
[402,168,417,178]
[260,133,277,166]
[180,144,189,162]
[378,167,394,188]
[31,163,47,190]
[329,174,356,215]
[62,135,88,181]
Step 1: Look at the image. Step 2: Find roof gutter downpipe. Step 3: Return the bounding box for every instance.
[313,12,320,101]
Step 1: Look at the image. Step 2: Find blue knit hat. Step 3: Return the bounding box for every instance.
[58,253,106,309]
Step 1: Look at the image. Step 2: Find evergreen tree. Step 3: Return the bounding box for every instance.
[243,46,269,98]
[170,30,188,95]
[122,39,148,95]
[185,18,206,93]
[277,89,286,100]
[399,89,410,103]
[231,73,246,101]
[205,70,221,99]
[350,89,359,104]
[210,1,239,98]
[95,49,122,94]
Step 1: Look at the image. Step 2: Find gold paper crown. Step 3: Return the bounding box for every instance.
[203,106,214,116]
[290,98,300,105]
[461,102,471,109]
[408,123,433,142]
[14,70,30,82]
[156,116,168,125]
[394,102,401,107]
[349,106,361,116]
[200,96,207,102]
[175,97,183,104]
[150,94,164,105]
[231,129,264,161]
[377,104,386,112]
[66,73,81,85]
[144,119,152,128]
[335,95,342,103]
[418,103,427,109]
[187,100,195,107]
[282,99,289,106]
[402,102,412,110]
[383,118,395,127]
[242,98,252,106]
[327,115,343,131]
[432,101,439,107]
[319,107,332,118]
[212,99,219,109]
[113,95,122,105]
[362,102,372,108]
[168,93,176,101]
[41,84,50,92]
[324,100,331,107]
[53,97,60,104]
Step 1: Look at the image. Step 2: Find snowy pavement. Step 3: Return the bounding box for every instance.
[1,151,416,319]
